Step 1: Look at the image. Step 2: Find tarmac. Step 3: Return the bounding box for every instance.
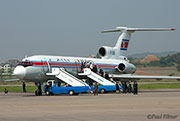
[0,89,180,121]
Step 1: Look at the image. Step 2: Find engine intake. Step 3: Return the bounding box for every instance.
[98,46,115,59]
[99,47,106,57]
[118,63,125,71]
[117,62,136,74]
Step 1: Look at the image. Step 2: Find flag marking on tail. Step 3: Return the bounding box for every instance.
[120,39,129,51]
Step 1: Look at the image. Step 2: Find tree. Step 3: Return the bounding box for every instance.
[176,65,180,72]
[0,68,4,75]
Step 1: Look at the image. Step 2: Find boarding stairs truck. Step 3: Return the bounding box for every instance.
[45,68,90,95]
[79,68,119,93]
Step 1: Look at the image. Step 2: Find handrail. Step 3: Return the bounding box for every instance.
[59,68,88,86]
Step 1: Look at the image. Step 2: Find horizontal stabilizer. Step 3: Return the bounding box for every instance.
[102,27,175,33]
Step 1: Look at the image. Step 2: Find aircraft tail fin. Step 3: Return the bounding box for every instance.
[100,27,175,59]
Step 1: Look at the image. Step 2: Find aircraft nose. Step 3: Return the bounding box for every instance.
[13,66,26,79]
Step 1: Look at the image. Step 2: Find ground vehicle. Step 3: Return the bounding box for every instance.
[44,80,90,95]
[90,85,117,93]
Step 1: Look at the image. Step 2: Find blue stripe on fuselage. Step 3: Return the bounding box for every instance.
[32,65,115,70]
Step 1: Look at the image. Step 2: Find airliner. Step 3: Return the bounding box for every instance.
[13,26,180,95]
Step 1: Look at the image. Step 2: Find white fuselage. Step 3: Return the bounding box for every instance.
[13,55,136,82]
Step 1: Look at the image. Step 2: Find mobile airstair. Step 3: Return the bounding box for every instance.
[79,68,117,93]
[45,68,90,95]
[46,68,89,86]
[79,68,115,85]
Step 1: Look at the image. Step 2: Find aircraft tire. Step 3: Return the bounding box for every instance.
[35,90,38,96]
[35,89,42,96]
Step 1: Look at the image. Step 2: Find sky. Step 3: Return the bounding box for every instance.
[0,0,180,62]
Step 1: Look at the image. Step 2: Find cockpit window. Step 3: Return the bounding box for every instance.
[18,61,33,67]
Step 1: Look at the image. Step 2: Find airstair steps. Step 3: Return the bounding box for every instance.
[46,68,88,86]
[79,68,115,86]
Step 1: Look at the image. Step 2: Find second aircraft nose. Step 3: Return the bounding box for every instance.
[13,66,26,79]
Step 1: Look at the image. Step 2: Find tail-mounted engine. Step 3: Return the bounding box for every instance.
[116,62,136,74]
[98,46,116,59]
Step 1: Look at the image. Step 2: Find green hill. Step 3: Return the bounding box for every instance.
[128,51,178,59]
[163,53,180,64]
[131,53,180,68]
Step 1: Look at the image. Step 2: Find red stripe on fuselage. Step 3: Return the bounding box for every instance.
[33,62,116,68]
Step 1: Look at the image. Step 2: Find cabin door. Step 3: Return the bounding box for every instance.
[75,60,81,73]
[41,59,51,73]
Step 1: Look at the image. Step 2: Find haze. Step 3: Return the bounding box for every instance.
[0,0,180,62]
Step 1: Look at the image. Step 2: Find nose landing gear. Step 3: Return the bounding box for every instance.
[35,82,42,96]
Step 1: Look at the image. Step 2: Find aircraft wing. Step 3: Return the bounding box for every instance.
[4,79,20,82]
[111,74,180,80]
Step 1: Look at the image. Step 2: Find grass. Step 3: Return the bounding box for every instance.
[137,66,180,76]
[0,86,37,93]
[139,80,180,82]
[0,80,34,85]
[139,83,180,89]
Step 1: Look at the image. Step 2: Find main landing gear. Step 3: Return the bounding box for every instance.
[35,82,42,96]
